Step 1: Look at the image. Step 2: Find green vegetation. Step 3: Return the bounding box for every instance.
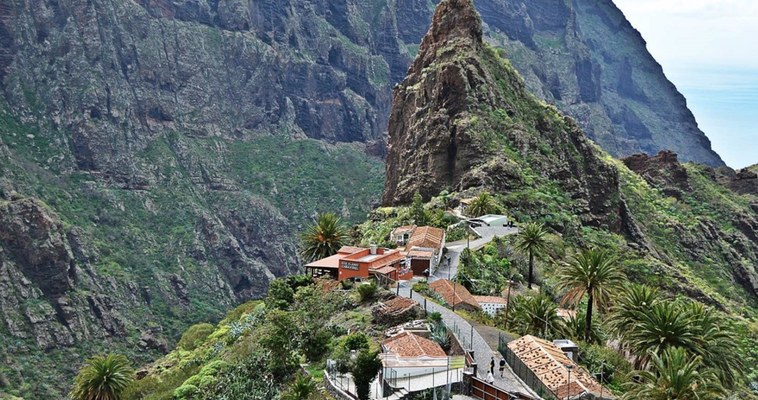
[300,212,347,263]
[113,276,376,399]
[514,223,550,289]
[464,191,498,217]
[556,248,625,342]
[621,347,725,400]
[69,354,134,400]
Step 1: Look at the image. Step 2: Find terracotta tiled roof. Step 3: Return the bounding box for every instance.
[473,296,507,305]
[304,253,342,269]
[407,249,434,259]
[382,331,446,358]
[380,297,419,314]
[405,226,445,251]
[428,279,481,310]
[508,335,614,399]
[372,266,397,275]
[368,250,404,269]
[391,225,417,236]
[337,246,365,254]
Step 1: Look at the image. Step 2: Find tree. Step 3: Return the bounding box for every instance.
[69,354,134,400]
[267,278,294,310]
[410,190,428,225]
[507,295,566,339]
[465,192,497,217]
[259,309,300,377]
[300,212,346,262]
[622,347,725,400]
[556,248,624,342]
[607,283,660,340]
[609,291,743,388]
[280,373,317,400]
[350,350,383,400]
[513,222,549,289]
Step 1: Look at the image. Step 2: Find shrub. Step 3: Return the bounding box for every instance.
[343,333,370,351]
[427,312,443,324]
[173,384,198,399]
[357,282,378,302]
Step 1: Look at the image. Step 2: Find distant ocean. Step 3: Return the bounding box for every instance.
[664,65,758,169]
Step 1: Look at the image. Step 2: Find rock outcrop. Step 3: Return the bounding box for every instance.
[486,0,724,166]
[384,0,621,230]
[622,151,692,199]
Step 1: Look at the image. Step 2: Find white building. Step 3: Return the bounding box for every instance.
[473,296,508,316]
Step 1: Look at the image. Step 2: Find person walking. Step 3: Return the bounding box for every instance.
[489,355,495,375]
[486,371,495,384]
[499,357,506,378]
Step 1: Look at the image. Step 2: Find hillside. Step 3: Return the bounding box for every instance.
[384,0,758,311]
[0,0,732,397]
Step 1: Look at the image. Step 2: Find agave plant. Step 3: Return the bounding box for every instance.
[430,322,451,351]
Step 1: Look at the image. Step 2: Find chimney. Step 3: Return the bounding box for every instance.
[370,244,378,255]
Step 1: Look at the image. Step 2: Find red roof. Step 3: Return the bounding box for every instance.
[508,335,614,399]
[304,253,343,269]
[405,226,445,251]
[391,225,417,236]
[382,331,446,358]
[473,296,507,305]
[428,279,481,310]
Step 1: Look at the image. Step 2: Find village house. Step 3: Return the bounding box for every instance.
[505,335,614,400]
[380,331,463,397]
[401,226,446,276]
[428,279,481,312]
[390,225,417,245]
[472,295,507,316]
[304,245,413,282]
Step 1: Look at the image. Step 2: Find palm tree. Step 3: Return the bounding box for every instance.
[556,248,625,342]
[679,302,743,389]
[514,222,549,289]
[622,347,725,400]
[300,212,346,262]
[465,192,497,217]
[565,312,604,345]
[508,295,566,339]
[607,283,660,340]
[69,354,133,400]
[280,372,317,400]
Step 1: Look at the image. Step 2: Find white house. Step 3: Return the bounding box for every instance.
[473,296,508,316]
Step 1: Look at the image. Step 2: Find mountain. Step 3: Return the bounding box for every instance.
[384,0,758,315]
[481,0,724,166]
[0,0,732,397]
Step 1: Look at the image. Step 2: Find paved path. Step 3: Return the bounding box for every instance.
[430,226,518,283]
[399,286,541,399]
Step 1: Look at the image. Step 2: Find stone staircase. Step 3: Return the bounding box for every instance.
[385,387,410,400]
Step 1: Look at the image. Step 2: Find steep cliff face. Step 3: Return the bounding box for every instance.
[383,0,622,231]
[479,0,724,167]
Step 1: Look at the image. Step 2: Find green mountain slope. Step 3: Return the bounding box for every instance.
[384,0,758,310]
[0,100,383,398]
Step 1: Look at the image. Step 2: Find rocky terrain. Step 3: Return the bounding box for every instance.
[0,0,735,397]
[384,0,758,316]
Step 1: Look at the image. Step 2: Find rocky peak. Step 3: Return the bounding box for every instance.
[622,151,692,198]
[419,0,483,55]
[383,0,622,231]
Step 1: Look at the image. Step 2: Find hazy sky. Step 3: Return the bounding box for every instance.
[613,0,758,169]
